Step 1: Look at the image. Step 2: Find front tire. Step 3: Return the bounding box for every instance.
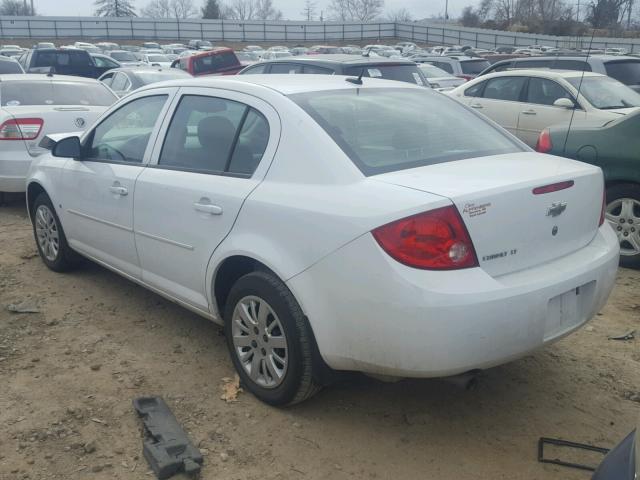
[224,271,321,406]
[32,193,80,272]
[606,184,640,269]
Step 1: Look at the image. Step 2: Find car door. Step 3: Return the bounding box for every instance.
[517,76,582,147]
[470,75,527,137]
[133,88,279,311]
[57,90,174,279]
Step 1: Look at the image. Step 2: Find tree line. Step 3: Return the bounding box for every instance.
[460,0,638,35]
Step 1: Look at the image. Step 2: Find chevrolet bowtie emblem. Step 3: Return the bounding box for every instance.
[547,202,567,217]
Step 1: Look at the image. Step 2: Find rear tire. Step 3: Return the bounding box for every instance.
[606,183,640,269]
[32,193,80,272]
[224,271,321,406]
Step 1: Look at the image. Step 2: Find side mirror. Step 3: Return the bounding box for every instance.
[52,136,81,158]
[553,98,576,109]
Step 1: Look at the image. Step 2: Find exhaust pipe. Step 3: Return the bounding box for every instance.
[442,370,481,390]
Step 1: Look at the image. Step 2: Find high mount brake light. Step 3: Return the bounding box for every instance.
[372,206,478,270]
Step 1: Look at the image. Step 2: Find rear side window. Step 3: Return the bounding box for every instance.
[159,95,269,176]
[291,88,522,176]
[192,52,237,74]
[461,60,490,75]
[483,76,526,101]
[269,63,302,74]
[343,65,426,86]
[514,59,551,69]
[554,60,591,71]
[303,65,333,74]
[605,60,640,86]
[240,64,267,74]
[0,81,117,106]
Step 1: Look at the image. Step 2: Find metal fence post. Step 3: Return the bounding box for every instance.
[27,18,31,38]
[153,21,157,40]
[263,22,266,42]
[177,19,181,41]
[475,31,478,47]
[200,21,203,39]
[242,22,246,42]
[221,20,225,42]
[105,20,109,39]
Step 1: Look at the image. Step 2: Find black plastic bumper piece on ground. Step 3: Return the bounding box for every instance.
[538,437,610,472]
[133,396,203,479]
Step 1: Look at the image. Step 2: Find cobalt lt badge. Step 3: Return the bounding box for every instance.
[546,201,567,218]
[74,117,86,128]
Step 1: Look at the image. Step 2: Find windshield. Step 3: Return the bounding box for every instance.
[136,71,191,84]
[110,52,137,62]
[344,65,427,86]
[461,60,491,75]
[419,64,452,78]
[604,60,640,86]
[567,76,640,109]
[147,55,170,62]
[290,88,522,176]
[0,81,116,106]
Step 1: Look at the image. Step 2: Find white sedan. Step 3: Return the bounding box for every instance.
[448,70,640,147]
[0,74,117,195]
[26,75,619,405]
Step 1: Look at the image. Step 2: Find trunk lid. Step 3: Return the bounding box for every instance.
[1,105,106,156]
[373,152,604,277]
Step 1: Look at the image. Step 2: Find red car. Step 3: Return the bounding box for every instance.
[172,48,244,76]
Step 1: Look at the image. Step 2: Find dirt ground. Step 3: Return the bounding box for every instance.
[0,193,638,480]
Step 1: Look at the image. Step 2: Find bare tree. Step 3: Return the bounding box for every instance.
[224,0,282,20]
[141,0,172,18]
[0,0,34,15]
[254,0,283,20]
[171,0,198,18]
[386,7,412,22]
[301,0,316,20]
[328,0,384,21]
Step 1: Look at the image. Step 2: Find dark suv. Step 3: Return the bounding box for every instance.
[239,55,429,86]
[479,55,640,92]
[18,48,112,78]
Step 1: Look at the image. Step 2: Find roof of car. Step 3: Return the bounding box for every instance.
[495,54,640,63]
[104,67,190,76]
[141,73,423,95]
[0,73,99,83]
[480,69,604,80]
[410,55,481,62]
[256,54,416,65]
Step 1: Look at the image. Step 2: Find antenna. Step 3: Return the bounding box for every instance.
[346,68,365,85]
[562,28,596,155]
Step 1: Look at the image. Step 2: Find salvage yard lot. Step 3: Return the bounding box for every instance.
[0,196,638,480]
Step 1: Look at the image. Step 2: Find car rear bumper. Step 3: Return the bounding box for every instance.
[287,224,619,378]
[0,153,32,192]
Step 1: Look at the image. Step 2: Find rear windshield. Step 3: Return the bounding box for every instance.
[147,55,170,62]
[605,60,640,86]
[344,65,426,86]
[34,50,89,68]
[290,88,522,176]
[110,52,137,62]
[0,81,116,106]
[0,60,23,74]
[192,51,238,74]
[461,59,491,75]
[136,71,191,84]
[567,76,640,109]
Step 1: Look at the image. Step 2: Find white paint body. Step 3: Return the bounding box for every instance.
[27,75,620,378]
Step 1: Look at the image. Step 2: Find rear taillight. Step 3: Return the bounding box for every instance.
[599,187,606,226]
[457,74,474,82]
[372,206,478,270]
[0,118,43,140]
[535,128,553,153]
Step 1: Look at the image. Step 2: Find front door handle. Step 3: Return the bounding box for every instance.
[194,199,223,215]
[109,185,128,196]
[521,109,537,115]
[470,103,483,109]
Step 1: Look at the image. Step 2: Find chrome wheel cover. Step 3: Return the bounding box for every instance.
[606,197,640,257]
[231,295,288,389]
[35,205,60,262]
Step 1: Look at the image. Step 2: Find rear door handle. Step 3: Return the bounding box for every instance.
[194,199,223,215]
[521,109,537,115]
[470,103,483,109]
[109,185,128,196]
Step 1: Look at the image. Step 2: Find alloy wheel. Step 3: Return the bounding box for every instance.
[35,205,60,262]
[231,295,288,389]
[606,197,640,257]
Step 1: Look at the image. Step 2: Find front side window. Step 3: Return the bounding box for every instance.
[241,64,267,74]
[110,73,131,92]
[483,76,526,101]
[464,81,486,97]
[291,88,523,176]
[83,95,167,164]
[526,78,573,106]
[159,95,269,176]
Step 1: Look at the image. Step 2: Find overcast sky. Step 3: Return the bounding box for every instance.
[33,0,477,20]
